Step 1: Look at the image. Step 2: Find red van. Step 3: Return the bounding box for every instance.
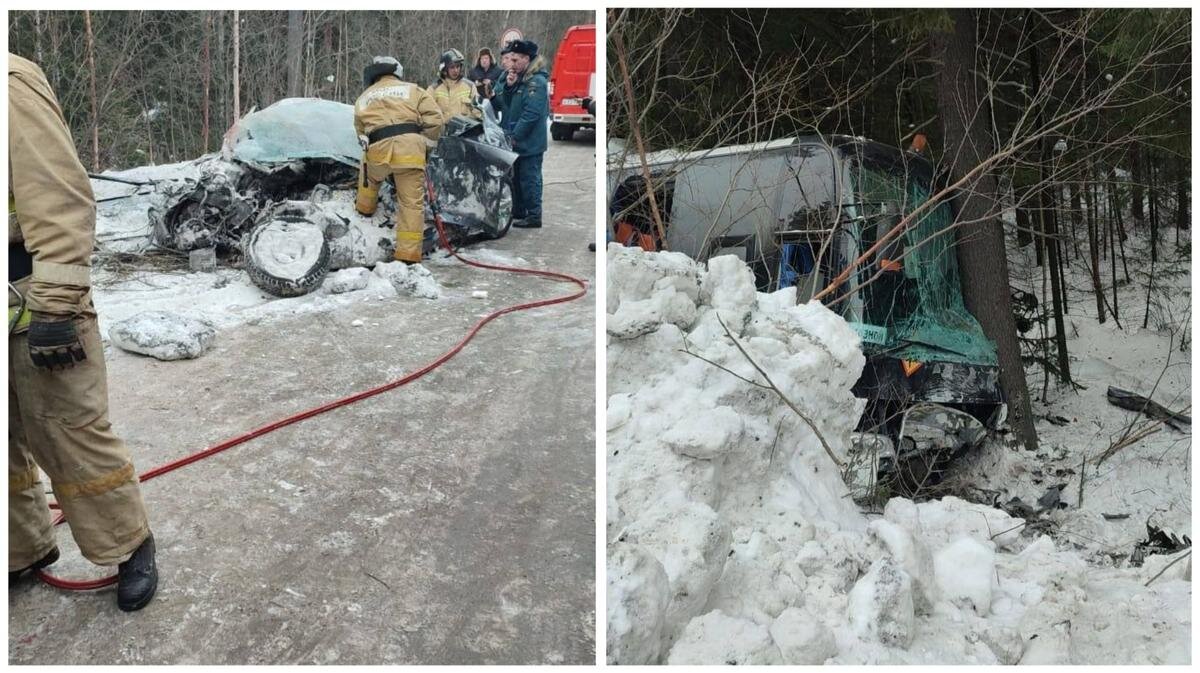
[548,24,596,142]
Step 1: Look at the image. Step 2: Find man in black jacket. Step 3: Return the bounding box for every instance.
[468,47,504,100]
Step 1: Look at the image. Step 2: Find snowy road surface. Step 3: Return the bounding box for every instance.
[9,136,597,664]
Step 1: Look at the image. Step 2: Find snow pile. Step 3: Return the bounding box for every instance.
[326,267,371,294]
[372,262,441,300]
[605,245,1190,665]
[108,311,216,360]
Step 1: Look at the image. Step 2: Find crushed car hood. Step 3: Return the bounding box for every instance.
[223,98,361,168]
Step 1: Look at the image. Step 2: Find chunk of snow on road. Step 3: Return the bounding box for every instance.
[107,311,215,360]
[326,267,370,294]
[372,262,441,299]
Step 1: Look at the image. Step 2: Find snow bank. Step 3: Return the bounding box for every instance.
[605,245,1190,665]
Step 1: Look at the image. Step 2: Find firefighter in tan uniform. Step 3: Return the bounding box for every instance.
[8,54,157,611]
[353,56,444,264]
[430,49,482,121]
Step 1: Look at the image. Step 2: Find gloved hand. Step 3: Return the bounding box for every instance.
[27,315,86,370]
[358,134,369,151]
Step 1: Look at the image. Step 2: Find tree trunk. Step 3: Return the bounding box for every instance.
[1148,148,1158,264]
[1069,181,1083,261]
[1028,35,1072,386]
[1130,146,1145,228]
[84,10,99,172]
[1106,184,1119,322]
[1085,173,1104,323]
[932,8,1039,451]
[1174,155,1188,240]
[201,13,212,153]
[233,10,241,124]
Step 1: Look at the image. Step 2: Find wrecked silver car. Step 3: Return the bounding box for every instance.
[147,97,516,296]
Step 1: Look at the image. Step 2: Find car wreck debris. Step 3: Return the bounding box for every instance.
[140,97,517,298]
[1106,386,1191,430]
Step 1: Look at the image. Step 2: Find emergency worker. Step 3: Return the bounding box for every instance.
[431,48,481,121]
[8,53,157,611]
[487,40,549,229]
[353,56,444,263]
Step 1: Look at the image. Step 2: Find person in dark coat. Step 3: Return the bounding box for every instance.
[488,39,549,229]
[468,47,504,100]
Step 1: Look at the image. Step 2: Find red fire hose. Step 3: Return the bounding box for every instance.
[36,179,588,590]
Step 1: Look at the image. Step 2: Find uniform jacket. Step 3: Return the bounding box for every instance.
[492,56,549,157]
[8,53,96,318]
[353,74,444,170]
[431,77,481,120]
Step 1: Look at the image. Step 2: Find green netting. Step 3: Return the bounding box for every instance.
[850,166,998,366]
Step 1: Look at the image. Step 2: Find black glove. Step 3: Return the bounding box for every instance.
[27,317,87,370]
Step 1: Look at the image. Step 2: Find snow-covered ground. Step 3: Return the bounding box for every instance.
[605,244,1190,665]
[955,211,1191,562]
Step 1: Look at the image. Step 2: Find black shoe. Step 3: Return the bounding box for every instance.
[588,242,596,251]
[513,218,542,229]
[117,535,157,612]
[9,547,60,585]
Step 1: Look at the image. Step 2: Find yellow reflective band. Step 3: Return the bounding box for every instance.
[396,231,424,241]
[390,155,426,166]
[53,462,136,499]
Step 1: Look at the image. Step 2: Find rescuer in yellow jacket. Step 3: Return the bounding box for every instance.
[8,53,157,611]
[431,48,481,121]
[353,56,444,263]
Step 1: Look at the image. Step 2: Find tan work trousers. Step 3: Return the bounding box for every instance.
[356,163,426,264]
[9,316,150,569]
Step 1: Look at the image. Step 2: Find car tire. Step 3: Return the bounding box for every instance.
[550,122,575,141]
[244,219,331,297]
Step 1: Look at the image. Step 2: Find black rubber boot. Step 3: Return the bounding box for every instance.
[117,535,157,612]
[513,217,542,229]
[9,547,60,585]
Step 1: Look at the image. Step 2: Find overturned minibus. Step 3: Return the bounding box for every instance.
[607,134,1006,493]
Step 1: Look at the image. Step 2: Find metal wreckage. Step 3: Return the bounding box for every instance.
[608,134,1007,496]
[142,97,516,296]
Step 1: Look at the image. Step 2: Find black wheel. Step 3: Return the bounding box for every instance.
[484,181,514,240]
[243,219,331,297]
[550,122,575,141]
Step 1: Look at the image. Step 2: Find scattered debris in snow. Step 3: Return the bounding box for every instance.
[107,311,216,360]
